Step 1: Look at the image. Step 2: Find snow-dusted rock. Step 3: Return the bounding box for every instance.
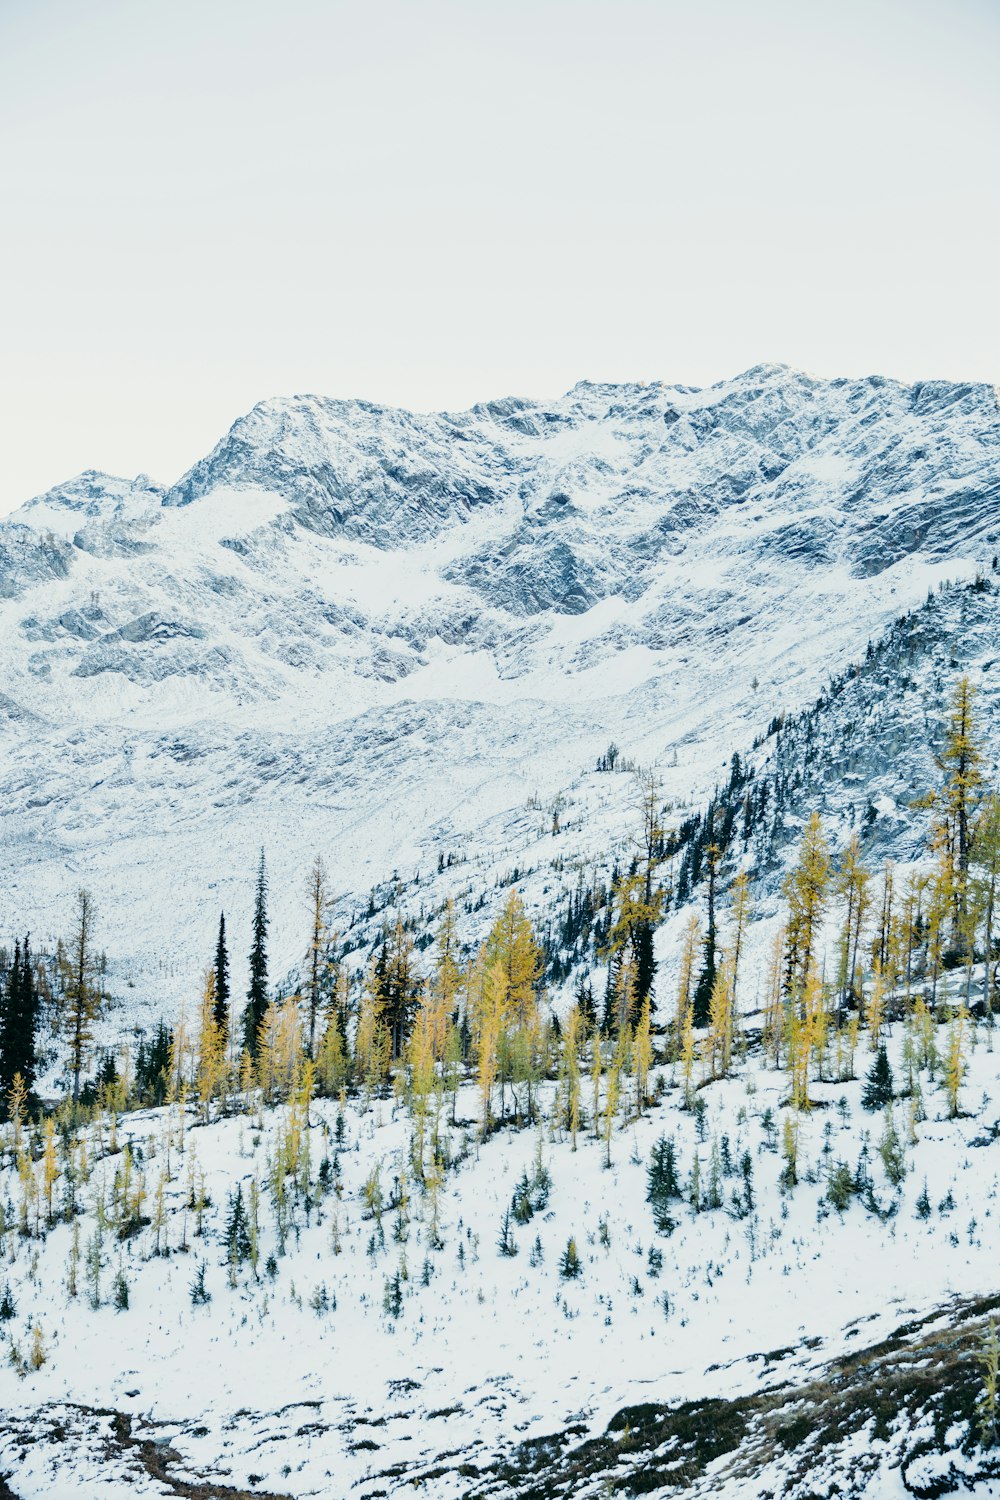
[1,364,998,1017]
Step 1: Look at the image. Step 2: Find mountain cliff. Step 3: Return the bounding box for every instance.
[1,364,998,1016]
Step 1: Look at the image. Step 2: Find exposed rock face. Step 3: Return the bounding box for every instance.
[0,363,998,1013]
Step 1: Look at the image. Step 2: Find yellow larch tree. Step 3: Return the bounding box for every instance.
[633,994,653,1115]
[834,832,870,1013]
[560,1002,583,1148]
[196,969,225,1122]
[782,813,831,1009]
[674,913,701,1056]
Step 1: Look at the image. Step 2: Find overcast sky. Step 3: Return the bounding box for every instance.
[1,0,997,511]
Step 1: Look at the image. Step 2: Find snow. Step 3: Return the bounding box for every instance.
[0,995,998,1496]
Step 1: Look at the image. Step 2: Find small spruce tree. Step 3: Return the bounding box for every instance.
[559,1237,582,1279]
[861,1044,894,1112]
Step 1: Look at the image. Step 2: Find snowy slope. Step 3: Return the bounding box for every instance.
[1,365,998,1026]
[1,1019,999,1499]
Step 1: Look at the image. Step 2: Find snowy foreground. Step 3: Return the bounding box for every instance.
[2,1010,1000,1499]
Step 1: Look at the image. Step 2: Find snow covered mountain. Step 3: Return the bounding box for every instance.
[4,364,1000,1500]
[1,364,999,1019]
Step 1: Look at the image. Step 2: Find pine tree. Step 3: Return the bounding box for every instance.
[225,1184,252,1265]
[316,1003,349,1099]
[113,1266,130,1312]
[633,769,665,1008]
[877,1106,906,1187]
[559,1237,582,1279]
[871,861,897,985]
[0,937,39,1107]
[647,1135,680,1232]
[243,851,269,1058]
[693,843,721,1026]
[862,1043,894,1112]
[497,1208,517,1257]
[780,1112,799,1189]
[762,927,785,1067]
[135,1021,172,1106]
[190,1261,211,1305]
[371,918,422,1060]
[604,868,662,1025]
[213,913,230,1046]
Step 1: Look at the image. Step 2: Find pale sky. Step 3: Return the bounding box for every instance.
[1,0,998,512]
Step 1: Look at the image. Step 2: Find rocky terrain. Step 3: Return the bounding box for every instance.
[1,363,998,1024]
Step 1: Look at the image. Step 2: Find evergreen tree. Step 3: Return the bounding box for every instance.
[573,972,595,1032]
[861,1044,894,1112]
[213,913,230,1045]
[375,918,421,1059]
[497,1208,518,1257]
[190,1261,211,1305]
[382,1271,403,1319]
[647,1135,681,1232]
[559,1237,582,1279]
[634,920,656,1013]
[243,851,269,1058]
[225,1184,252,1264]
[0,936,39,1107]
[135,1022,173,1106]
[693,842,721,1026]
